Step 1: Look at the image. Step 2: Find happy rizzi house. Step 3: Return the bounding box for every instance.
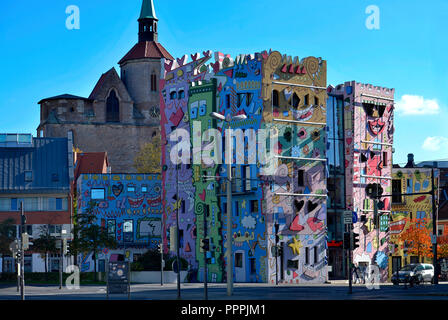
[160,50,329,284]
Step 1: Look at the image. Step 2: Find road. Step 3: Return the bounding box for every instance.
[1,281,448,300]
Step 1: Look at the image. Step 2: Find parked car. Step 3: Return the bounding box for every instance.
[391,263,434,286]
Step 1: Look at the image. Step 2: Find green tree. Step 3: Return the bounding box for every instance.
[133,136,161,173]
[0,218,16,274]
[77,201,117,281]
[32,225,58,277]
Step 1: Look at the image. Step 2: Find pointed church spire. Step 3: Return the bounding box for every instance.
[140,0,157,20]
[138,0,158,42]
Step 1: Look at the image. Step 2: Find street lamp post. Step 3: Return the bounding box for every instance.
[210,112,246,296]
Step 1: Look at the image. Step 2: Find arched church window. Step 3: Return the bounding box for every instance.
[106,90,120,122]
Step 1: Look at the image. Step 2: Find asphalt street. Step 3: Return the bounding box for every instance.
[0,281,448,300]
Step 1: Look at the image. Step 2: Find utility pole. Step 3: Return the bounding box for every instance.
[348,225,353,294]
[203,211,208,300]
[226,132,233,297]
[159,243,164,286]
[176,154,181,299]
[59,239,63,290]
[19,202,25,301]
[431,168,439,284]
[275,222,279,286]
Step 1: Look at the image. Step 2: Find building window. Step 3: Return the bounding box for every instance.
[91,189,105,200]
[142,185,148,193]
[234,202,239,217]
[272,90,279,107]
[287,260,299,269]
[56,198,63,211]
[181,200,186,214]
[11,198,18,211]
[304,94,309,106]
[179,229,184,248]
[305,247,310,264]
[25,171,33,182]
[106,90,120,122]
[251,200,259,213]
[249,258,256,274]
[151,74,157,92]
[314,246,319,264]
[170,91,177,100]
[438,225,444,236]
[123,220,133,242]
[235,252,243,268]
[314,96,319,106]
[392,180,402,203]
[107,220,116,238]
[226,94,230,109]
[49,225,62,235]
[127,186,135,193]
[292,93,300,109]
[298,170,305,187]
[178,90,185,100]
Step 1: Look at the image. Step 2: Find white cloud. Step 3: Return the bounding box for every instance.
[395,95,440,115]
[422,136,448,152]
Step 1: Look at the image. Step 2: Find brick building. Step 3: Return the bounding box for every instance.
[0,134,73,273]
[37,0,173,173]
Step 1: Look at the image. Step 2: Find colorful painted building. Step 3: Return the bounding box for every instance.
[327,82,395,282]
[389,166,439,277]
[76,173,162,272]
[160,50,329,283]
[261,52,328,284]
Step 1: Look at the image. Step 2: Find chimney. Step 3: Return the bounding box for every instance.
[405,153,415,168]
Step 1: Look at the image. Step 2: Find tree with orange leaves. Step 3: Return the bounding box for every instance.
[399,217,433,260]
[438,236,448,259]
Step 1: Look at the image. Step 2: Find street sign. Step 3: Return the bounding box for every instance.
[431,235,437,244]
[343,211,353,224]
[352,212,358,224]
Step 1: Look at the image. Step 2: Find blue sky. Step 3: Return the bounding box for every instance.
[1,0,447,165]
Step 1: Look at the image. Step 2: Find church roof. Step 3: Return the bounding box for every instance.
[89,68,132,101]
[139,0,157,20]
[38,94,91,104]
[118,41,173,65]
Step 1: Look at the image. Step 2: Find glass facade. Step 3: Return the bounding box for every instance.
[326,95,346,242]
[0,197,68,211]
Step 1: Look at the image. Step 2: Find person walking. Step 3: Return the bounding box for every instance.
[353,264,361,284]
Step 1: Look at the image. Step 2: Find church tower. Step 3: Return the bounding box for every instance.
[37,0,173,173]
[119,0,173,126]
[138,0,158,42]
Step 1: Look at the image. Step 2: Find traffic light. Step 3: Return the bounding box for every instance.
[365,183,383,199]
[343,233,351,250]
[352,232,360,250]
[169,226,178,252]
[15,251,21,260]
[201,239,210,251]
[157,243,163,253]
[274,223,279,244]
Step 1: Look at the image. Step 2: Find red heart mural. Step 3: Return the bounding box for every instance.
[199,190,206,202]
[290,215,305,232]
